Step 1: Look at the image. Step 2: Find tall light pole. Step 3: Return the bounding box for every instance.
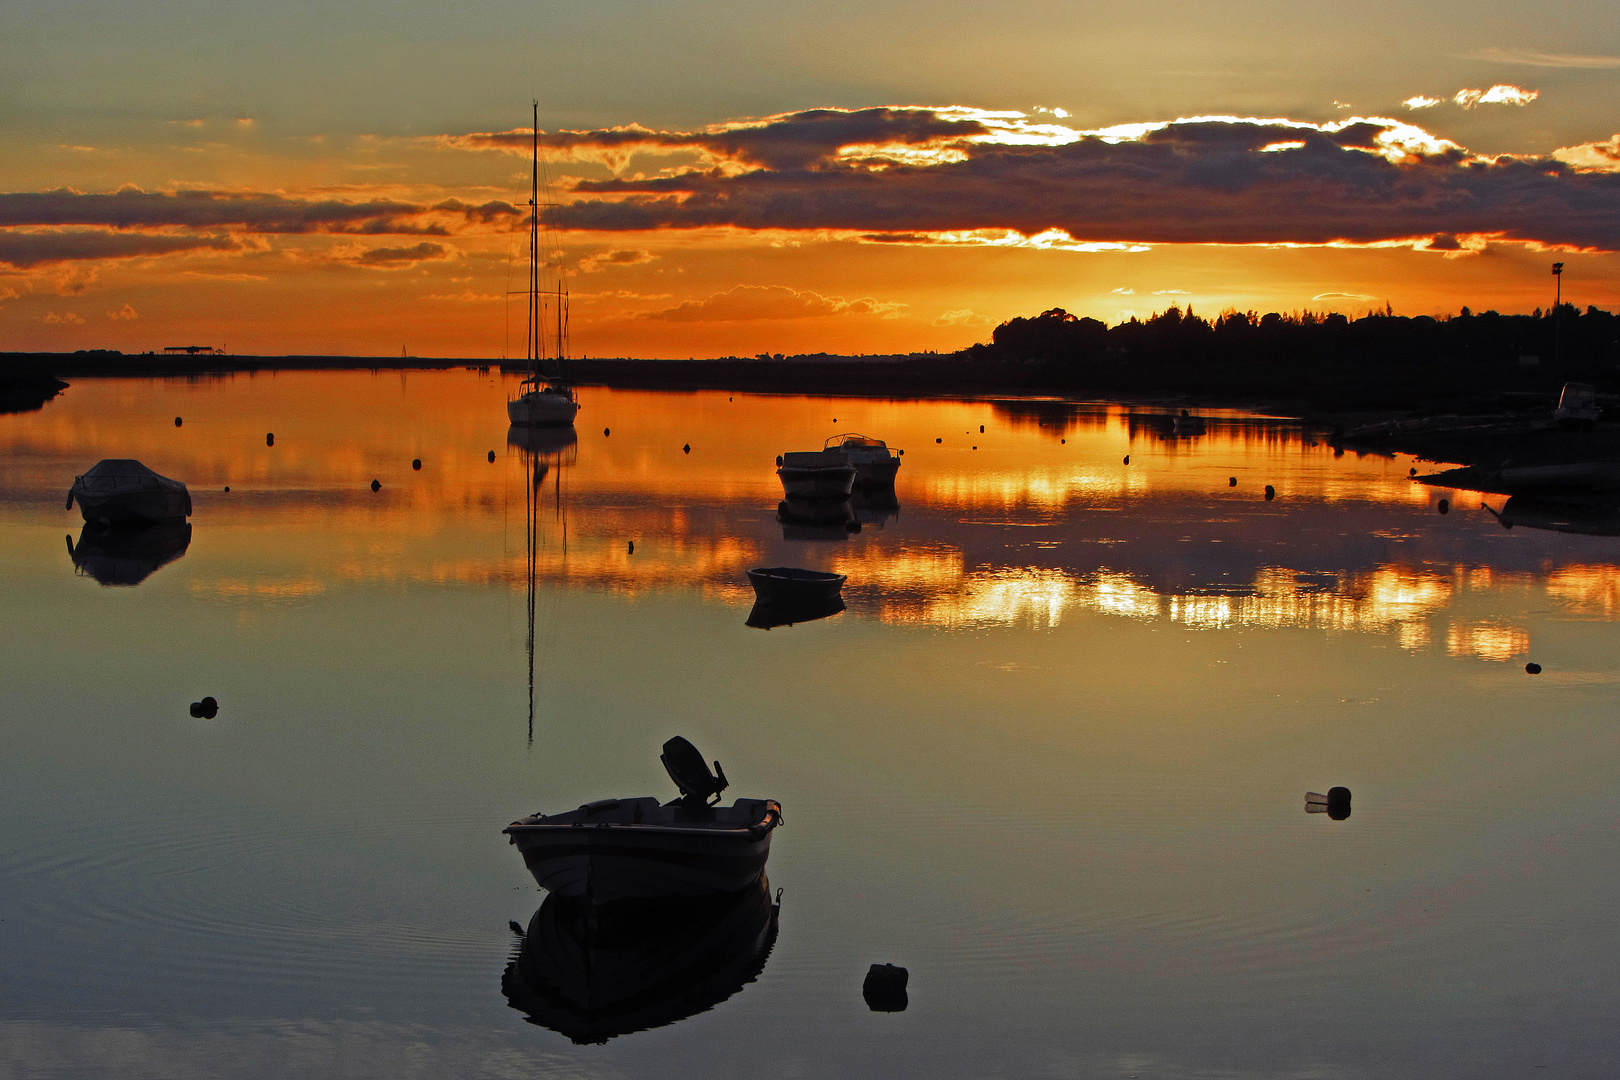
[1552,261,1565,365]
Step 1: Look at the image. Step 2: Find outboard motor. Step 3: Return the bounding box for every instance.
[661,736,729,806]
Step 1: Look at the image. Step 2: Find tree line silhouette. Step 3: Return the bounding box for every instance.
[962,305,1620,408]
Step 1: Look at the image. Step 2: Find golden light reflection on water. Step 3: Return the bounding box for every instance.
[4,372,1616,656]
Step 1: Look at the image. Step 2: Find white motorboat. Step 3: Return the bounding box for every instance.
[504,737,783,904]
[776,449,855,499]
[824,433,902,485]
[66,459,191,524]
[506,101,579,429]
[1554,382,1601,430]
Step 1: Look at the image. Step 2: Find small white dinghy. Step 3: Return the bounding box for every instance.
[66,459,191,524]
[504,737,783,905]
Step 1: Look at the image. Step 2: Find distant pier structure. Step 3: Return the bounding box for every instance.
[162,345,225,356]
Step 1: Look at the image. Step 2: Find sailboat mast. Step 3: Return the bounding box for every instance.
[529,101,540,382]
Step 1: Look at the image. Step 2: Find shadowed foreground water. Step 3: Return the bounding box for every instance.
[2,371,1619,1078]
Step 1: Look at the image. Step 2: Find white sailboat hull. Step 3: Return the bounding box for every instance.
[508,391,579,427]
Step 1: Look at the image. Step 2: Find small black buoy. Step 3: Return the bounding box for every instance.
[1264,485,1276,500]
[1229,477,1237,487]
[1123,455,1130,465]
[1060,438,1065,444]
[683,443,691,454]
[1526,662,1542,674]
[488,450,495,462]
[223,486,230,492]
[972,445,977,450]
[370,479,381,492]
[863,963,909,1012]
[1409,467,1416,476]
[627,540,634,555]
[979,424,985,433]
[603,427,610,437]
[936,438,942,444]
[266,432,274,447]
[174,416,182,427]
[1438,498,1450,514]
[412,458,422,471]
[189,696,219,720]
[1327,786,1351,820]
[832,418,837,423]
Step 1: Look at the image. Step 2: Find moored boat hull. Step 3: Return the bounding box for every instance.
[508,390,579,427]
[505,797,781,904]
[747,566,846,606]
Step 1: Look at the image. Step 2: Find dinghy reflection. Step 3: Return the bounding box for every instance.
[66,520,192,586]
[503,876,779,1044]
[746,594,845,629]
[1487,496,1620,536]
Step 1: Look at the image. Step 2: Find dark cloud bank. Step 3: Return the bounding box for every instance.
[0,191,517,267]
[466,107,1620,250]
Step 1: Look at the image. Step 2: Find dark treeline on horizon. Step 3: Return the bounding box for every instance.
[962,304,1620,408]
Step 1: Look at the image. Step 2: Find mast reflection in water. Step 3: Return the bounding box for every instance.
[509,424,577,743]
[502,877,780,1044]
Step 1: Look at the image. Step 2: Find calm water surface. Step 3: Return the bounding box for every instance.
[3,371,1619,1078]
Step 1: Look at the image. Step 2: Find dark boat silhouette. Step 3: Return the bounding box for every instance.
[849,486,899,527]
[66,520,192,586]
[66,459,191,524]
[1487,496,1620,536]
[502,876,779,1044]
[504,737,782,904]
[748,566,846,606]
[777,496,859,540]
[506,424,579,462]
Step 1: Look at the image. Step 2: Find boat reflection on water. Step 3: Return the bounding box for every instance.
[503,876,780,1044]
[1488,496,1620,536]
[506,424,579,465]
[65,520,192,586]
[777,496,860,540]
[746,594,845,629]
[849,486,899,528]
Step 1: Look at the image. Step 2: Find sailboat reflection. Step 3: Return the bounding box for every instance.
[777,496,860,540]
[503,877,780,1044]
[65,520,191,586]
[1487,496,1620,536]
[510,424,575,744]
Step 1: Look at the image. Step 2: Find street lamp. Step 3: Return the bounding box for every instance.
[1552,262,1565,364]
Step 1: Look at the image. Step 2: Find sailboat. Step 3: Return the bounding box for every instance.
[507,101,580,429]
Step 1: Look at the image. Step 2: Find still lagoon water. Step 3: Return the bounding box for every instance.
[3,371,1619,1078]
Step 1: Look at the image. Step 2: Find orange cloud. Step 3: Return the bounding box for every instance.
[638,284,903,322]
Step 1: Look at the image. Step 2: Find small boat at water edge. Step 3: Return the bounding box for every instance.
[66,459,191,524]
[824,433,902,486]
[502,875,779,1044]
[776,449,855,499]
[504,737,782,905]
[748,566,846,606]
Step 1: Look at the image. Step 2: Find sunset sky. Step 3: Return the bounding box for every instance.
[3,0,1619,357]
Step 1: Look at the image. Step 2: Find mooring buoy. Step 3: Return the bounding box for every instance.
[370,479,381,492]
[1526,662,1542,674]
[266,433,274,446]
[1264,485,1276,500]
[412,458,421,471]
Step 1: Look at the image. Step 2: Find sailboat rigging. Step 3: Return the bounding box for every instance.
[507,101,580,429]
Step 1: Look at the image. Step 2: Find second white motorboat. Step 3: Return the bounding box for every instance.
[824,433,901,486]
